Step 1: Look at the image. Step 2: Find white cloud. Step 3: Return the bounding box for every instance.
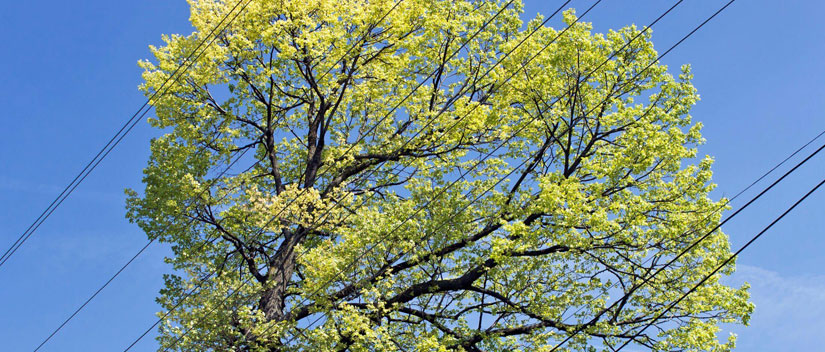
[724,264,825,351]
[0,175,123,203]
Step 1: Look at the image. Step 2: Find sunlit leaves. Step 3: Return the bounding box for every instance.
[128,1,752,351]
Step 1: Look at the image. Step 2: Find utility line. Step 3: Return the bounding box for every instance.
[613,174,825,351]
[27,0,265,348]
[167,124,825,351]
[274,0,729,345]
[32,148,254,352]
[237,0,653,346]
[131,0,746,349]
[483,0,758,346]
[0,0,253,270]
[547,142,824,351]
[544,1,742,350]
[283,0,786,348]
[217,0,820,350]
[121,1,527,349]
[30,0,412,349]
[152,0,708,347]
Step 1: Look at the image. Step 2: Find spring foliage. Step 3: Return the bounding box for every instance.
[127,0,753,350]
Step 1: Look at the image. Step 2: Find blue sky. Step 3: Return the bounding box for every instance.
[1,0,823,350]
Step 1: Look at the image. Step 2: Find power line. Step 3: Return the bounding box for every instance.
[32,148,254,352]
[127,0,740,348]
[474,1,823,341]
[278,0,774,348]
[151,0,712,347]
[241,0,629,346]
[179,0,821,347]
[167,125,825,351]
[120,0,548,347]
[547,143,825,351]
[0,0,253,270]
[24,0,263,348]
[120,0,527,349]
[613,174,825,351]
[30,0,412,349]
[542,133,825,349]
[274,0,737,345]
[543,2,745,350]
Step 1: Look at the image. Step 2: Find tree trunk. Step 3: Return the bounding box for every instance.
[259,230,303,321]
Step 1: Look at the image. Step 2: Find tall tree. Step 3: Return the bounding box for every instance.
[127,0,753,350]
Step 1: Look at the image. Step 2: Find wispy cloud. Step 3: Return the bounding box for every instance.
[0,175,64,195]
[724,264,825,351]
[0,175,125,204]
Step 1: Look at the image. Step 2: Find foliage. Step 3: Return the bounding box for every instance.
[127,0,753,350]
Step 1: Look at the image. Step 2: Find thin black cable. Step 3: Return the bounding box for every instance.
[147,0,729,347]
[524,0,783,336]
[537,129,825,343]
[33,0,409,349]
[130,0,527,348]
[115,0,443,349]
[278,0,818,349]
[0,0,253,270]
[30,0,398,344]
[284,0,785,347]
[25,0,262,348]
[546,146,825,351]
[273,0,613,344]
[30,84,255,350]
[32,148,254,352]
[167,126,825,351]
[165,0,701,346]
[544,2,745,350]
[143,0,550,347]
[276,0,691,338]
[613,175,825,351]
[32,242,151,351]
[728,130,825,201]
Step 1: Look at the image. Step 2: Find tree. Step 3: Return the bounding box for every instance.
[127,0,753,350]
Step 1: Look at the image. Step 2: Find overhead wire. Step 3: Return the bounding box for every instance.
[0,0,253,270]
[151,0,728,347]
[217,0,622,346]
[114,0,772,350]
[121,0,530,349]
[11,0,780,350]
[30,0,413,349]
[543,2,749,350]
[140,0,772,349]
[420,0,751,346]
[550,139,825,351]
[271,0,724,345]
[32,148,255,352]
[275,0,795,348]
[613,173,825,351]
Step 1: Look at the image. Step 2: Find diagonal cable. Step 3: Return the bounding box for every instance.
[0,0,253,270]
[612,173,825,351]
[30,0,412,349]
[32,147,256,352]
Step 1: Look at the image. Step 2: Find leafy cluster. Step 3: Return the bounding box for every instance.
[127,0,753,351]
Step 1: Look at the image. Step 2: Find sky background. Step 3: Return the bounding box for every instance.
[1,0,823,350]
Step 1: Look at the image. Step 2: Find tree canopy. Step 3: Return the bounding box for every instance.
[127,0,753,350]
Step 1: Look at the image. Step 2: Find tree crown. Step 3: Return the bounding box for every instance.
[127,1,753,350]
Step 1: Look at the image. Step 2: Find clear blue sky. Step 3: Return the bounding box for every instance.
[1,0,823,350]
